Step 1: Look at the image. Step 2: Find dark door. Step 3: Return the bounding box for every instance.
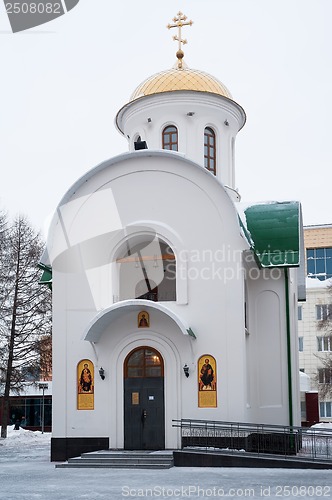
[124,347,165,450]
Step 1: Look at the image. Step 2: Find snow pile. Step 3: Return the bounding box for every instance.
[310,422,332,431]
[306,422,332,436]
[0,426,51,447]
[306,276,332,289]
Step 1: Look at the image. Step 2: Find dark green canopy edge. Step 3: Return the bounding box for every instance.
[38,263,52,290]
[244,201,300,268]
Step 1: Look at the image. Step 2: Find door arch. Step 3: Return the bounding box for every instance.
[124,347,165,450]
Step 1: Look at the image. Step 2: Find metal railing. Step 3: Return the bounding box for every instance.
[172,419,332,462]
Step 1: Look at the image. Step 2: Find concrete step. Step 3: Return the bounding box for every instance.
[81,451,172,460]
[56,450,174,469]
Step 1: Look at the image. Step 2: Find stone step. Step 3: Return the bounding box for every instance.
[70,457,172,463]
[55,450,174,469]
[81,451,172,460]
[56,462,173,469]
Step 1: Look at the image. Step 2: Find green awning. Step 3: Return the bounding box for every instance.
[244,201,300,268]
[38,263,52,289]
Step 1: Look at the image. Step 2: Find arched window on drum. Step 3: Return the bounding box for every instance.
[204,127,216,175]
[162,125,178,151]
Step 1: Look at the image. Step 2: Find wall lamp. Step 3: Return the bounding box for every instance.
[224,119,229,126]
[187,112,195,117]
[183,364,190,378]
[99,367,105,380]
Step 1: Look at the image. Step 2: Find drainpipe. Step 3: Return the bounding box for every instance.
[284,268,293,427]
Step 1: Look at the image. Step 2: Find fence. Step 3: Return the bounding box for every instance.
[172,419,332,462]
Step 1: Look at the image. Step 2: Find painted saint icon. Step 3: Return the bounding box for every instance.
[138,311,150,328]
[77,359,94,410]
[79,363,93,393]
[198,354,217,408]
[199,358,215,391]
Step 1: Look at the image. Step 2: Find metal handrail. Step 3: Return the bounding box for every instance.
[172,418,332,461]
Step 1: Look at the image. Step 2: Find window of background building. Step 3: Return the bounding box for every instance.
[300,401,306,420]
[316,304,332,321]
[317,336,332,352]
[298,305,302,320]
[162,126,178,151]
[9,397,52,427]
[307,248,332,280]
[320,401,332,418]
[318,368,332,384]
[298,337,304,352]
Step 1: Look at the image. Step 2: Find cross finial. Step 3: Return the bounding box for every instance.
[167,11,193,69]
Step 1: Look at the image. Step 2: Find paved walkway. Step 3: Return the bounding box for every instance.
[0,439,331,499]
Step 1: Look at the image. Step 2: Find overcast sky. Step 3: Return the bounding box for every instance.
[1,0,331,235]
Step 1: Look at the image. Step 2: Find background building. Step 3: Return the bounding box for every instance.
[0,382,52,432]
[298,224,332,423]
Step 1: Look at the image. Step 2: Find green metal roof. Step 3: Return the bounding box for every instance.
[38,263,52,290]
[244,201,300,268]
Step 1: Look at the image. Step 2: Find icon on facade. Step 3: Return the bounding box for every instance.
[77,359,94,410]
[138,311,150,328]
[198,354,217,408]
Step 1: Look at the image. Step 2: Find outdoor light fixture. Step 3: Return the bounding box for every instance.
[38,383,49,434]
[224,119,229,126]
[99,367,105,380]
[147,117,152,123]
[186,111,195,116]
[183,364,189,378]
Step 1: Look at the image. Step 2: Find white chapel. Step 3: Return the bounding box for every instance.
[40,12,304,461]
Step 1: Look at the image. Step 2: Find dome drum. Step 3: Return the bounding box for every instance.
[116,90,246,137]
[115,91,245,190]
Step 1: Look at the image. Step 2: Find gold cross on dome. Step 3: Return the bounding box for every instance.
[167,11,193,68]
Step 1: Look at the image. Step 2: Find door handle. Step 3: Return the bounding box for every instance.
[141,409,147,424]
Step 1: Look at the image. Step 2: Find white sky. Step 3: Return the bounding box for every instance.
[1,0,331,236]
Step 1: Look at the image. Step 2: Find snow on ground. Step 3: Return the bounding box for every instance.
[0,427,332,500]
[0,426,51,446]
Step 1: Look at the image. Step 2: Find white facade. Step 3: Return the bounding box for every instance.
[44,55,302,460]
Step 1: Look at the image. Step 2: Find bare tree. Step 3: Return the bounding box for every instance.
[0,215,52,438]
[0,210,9,386]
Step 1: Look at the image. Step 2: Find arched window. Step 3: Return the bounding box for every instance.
[204,127,216,175]
[117,236,176,302]
[162,126,178,151]
[124,347,164,378]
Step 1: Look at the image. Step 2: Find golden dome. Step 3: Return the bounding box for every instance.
[129,65,232,101]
